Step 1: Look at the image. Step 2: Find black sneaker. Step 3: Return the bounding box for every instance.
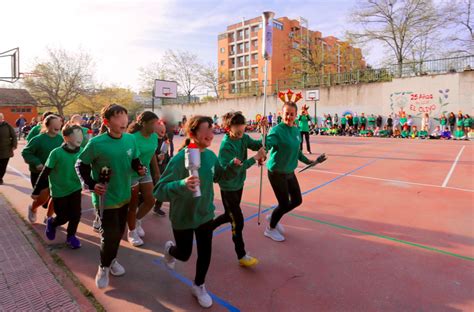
[153,207,166,217]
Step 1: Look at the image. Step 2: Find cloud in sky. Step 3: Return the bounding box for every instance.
[1,0,383,89]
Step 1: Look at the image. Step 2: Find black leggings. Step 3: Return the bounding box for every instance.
[170,220,213,286]
[51,190,82,238]
[300,131,311,153]
[267,171,302,229]
[100,204,129,267]
[30,171,40,188]
[0,158,9,181]
[213,189,246,259]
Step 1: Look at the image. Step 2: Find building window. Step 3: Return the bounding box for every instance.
[231,58,235,65]
[220,60,225,66]
[273,21,283,31]
[244,28,249,37]
[251,25,259,32]
[252,53,258,60]
[237,30,243,38]
[293,42,299,49]
[245,55,250,62]
[244,42,249,50]
[220,47,225,53]
[252,40,258,48]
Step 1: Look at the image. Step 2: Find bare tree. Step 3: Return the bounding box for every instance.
[200,63,219,99]
[445,0,474,54]
[138,61,168,96]
[348,0,444,76]
[162,50,203,103]
[23,48,93,116]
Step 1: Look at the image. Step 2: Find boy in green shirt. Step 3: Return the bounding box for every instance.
[360,113,367,128]
[76,104,145,289]
[213,111,266,268]
[32,124,84,249]
[26,111,54,142]
[367,114,376,129]
[297,105,312,154]
[155,116,241,308]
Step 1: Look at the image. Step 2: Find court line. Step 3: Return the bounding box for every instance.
[306,168,473,193]
[214,156,382,236]
[235,200,474,262]
[442,145,465,187]
[152,259,240,311]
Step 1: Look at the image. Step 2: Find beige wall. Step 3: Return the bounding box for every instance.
[157,71,474,127]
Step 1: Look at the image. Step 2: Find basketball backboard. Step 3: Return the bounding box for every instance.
[305,89,320,101]
[0,48,20,83]
[153,79,177,99]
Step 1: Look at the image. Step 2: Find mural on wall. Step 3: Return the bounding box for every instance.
[389,89,449,119]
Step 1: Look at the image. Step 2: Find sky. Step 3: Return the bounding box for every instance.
[1,0,383,90]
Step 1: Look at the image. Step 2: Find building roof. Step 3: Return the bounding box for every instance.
[0,88,37,106]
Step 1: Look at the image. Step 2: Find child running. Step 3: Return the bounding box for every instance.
[22,114,63,223]
[76,103,145,289]
[154,115,241,308]
[32,123,84,248]
[152,122,170,216]
[126,111,160,247]
[264,100,327,242]
[212,111,266,267]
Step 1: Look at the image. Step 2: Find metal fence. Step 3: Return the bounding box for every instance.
[167,55,473,104]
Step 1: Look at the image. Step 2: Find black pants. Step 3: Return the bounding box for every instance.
[51,190,82,238]
[100,204,129,267]
[213,189,246,259]
[300,131,311,153]
[267,171,302,229]
[30,171,40,188]
[170,220,213,286]
[0,158,9,181]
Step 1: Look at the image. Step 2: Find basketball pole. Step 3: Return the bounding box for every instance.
[257,11,274,226]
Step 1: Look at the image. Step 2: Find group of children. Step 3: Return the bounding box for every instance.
[20,94,327,308]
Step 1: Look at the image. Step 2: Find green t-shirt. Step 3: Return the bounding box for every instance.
[26,124,41,142]
[401,130,409,138]
[22,133,64,173]
[379,130,388,137]
[400,117,407,125]
[132,131,158,177]
[155,148,237,230]
[218,133,262,191]
[463,118,472,128]
[455,130,465,138]
[45,146,83,198]
[266,123,311,174]
[298,115,311,132]
[456,119,464,127]
[360,117,367,125]
[440,118,447,125]
[78,132,139,209]
[418,130,428,137]
[81,127,90,147]
[341,117,347,125]
[353,116,359,124]
[368,117,375,126]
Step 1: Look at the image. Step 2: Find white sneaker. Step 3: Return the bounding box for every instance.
[163,240,176,270]
[95,266,109,289]
[92,215,101,233]
[266,214,285,234]
[127,229,144,247]
[264,226,285,242]
[191,284,213,308]
[110,259,126,276]
[28,204,37,223]
[136,219,145,237]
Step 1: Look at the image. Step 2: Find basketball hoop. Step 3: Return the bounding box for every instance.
[163,92,171,97]
[308,97,315,102]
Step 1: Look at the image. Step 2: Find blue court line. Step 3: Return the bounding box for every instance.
[153,259,240,312]
[213,156,382,237]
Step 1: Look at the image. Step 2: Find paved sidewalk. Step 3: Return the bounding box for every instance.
[0,195,82,311]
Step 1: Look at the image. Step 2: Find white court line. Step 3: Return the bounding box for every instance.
[307,167,473,193]
[7,165,31,181]
[442,145,466,187]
